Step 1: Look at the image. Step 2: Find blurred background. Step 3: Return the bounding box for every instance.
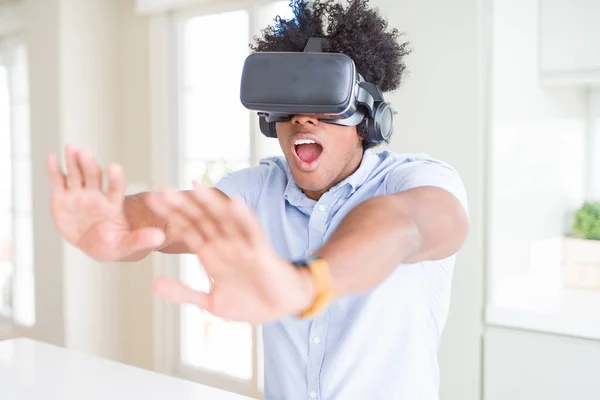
[1,0,599,399]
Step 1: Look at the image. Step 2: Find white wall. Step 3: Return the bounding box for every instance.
[59,0,123,362]
[372,1,486,399]
[23,0,156,368]
[24,0,123,356]
[24,0,66,346]
[115,0,156,370]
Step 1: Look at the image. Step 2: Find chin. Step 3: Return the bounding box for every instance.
[283,146,334,195]
[290,171,328,192]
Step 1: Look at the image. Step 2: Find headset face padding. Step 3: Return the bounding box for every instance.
[259,116,278,138]
[259,103,393,143]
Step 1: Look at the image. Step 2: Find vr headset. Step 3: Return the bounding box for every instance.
[239,37,393,143]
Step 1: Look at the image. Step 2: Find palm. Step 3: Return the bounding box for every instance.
[205,257,300,324]
[46,146,164,263]
[148,187,311,324]
[50,189,129,261]
[209,281,278,324]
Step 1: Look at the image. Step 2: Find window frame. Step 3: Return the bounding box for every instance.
[0,1,23,38]
[155,1,291,397]
[0,32,34,336]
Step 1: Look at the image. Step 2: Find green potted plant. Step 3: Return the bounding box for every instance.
[562,201,600,289]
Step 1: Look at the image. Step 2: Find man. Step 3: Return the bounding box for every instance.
[46,1,469,398]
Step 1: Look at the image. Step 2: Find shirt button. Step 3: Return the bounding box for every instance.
[318,204,327,212]
[312,336,321,344]
[310,391,317,398]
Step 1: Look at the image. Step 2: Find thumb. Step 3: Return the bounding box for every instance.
[152,277,211,310]
[119,227,166,254]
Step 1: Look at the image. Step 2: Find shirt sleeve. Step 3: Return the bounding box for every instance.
[212,161,271,210]
[383,156,469,218]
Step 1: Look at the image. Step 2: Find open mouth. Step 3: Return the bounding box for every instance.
[293,139,324,167]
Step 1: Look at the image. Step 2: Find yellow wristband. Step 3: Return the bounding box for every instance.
[299,258,335,319]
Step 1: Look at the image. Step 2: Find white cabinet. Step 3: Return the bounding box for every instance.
[539,0,600,85]
[484,327,600,400]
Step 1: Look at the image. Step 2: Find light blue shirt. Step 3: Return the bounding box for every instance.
[214,149,468,400]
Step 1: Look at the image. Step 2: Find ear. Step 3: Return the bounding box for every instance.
[356,121,367,141]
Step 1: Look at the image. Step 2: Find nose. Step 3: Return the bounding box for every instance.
[291,114,320,126]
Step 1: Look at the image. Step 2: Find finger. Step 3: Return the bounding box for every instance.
[191,182,239,238]
[119,227,166,254]
[45,153,67,191]
[162,188,220,241]
[146,191,206,249]
[144,191,170,217]
[176,212,206,251]
[65,144,83,189]
[230,198,265,245]
[78,148,102,190]
[144,191,172,217]
[106,164,125,204]
[152,277,211,311]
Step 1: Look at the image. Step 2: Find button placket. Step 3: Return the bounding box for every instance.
[305,195,332,399]
[306,312,329,400]
[307,197,329,252]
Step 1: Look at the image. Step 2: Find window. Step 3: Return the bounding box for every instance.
[0,36,34,328]
[167,1,294,397]
[485,0,600,340]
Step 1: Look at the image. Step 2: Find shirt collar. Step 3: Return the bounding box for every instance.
[283,149,380,208]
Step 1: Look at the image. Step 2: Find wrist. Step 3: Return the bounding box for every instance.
[290,256,336,318]
[295,266,316,313]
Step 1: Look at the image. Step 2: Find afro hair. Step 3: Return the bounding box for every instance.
[250,0,411,148]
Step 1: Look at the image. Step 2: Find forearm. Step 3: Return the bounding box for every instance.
[315,196,420,298]
[315,189,468,299]
[123,192,166,232]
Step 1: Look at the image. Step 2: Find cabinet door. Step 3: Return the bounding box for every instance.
[484,327,600,400]
[539,0,600,77]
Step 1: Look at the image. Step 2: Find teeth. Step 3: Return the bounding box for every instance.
[294,139,316,145]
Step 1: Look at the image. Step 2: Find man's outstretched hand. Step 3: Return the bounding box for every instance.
[46,145,166,262]
[146,182,314,324]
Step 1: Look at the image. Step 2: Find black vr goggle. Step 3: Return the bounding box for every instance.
[239,37,393,143]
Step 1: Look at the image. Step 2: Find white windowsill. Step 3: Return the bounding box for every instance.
[0,318,15,340]
[539,69,600,88]
[486,273,600,341]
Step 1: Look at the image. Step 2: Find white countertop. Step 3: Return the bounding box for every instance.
[0,338,255,399]
[486,273,600,341]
